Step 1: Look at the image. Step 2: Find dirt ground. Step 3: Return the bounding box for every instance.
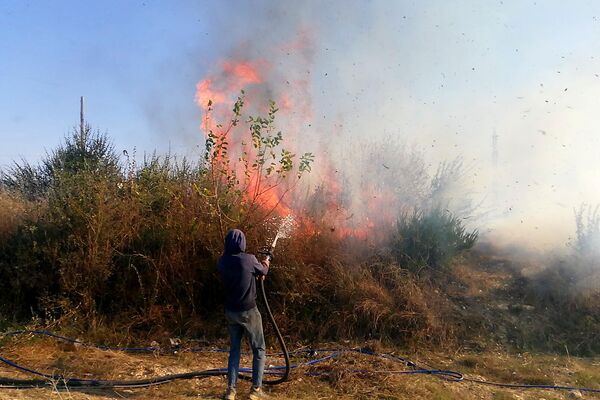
[1,335,599,399]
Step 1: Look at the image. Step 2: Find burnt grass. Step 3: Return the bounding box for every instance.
[447,249,600,357]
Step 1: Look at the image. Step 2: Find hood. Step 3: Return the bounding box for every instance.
[224,229,246,254]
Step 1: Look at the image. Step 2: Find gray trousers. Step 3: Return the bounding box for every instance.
[225,306,266,388]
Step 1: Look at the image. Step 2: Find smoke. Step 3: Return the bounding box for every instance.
[192,1,600,251]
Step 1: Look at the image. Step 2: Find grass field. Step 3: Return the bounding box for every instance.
[1,336,599,399]
[2,252,600,399]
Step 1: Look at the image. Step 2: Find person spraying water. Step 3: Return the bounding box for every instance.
[217,218,294,400]
[218,229,270,400]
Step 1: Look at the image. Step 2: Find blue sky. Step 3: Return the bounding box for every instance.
[2,1,598,165]
[2,1,600,247]
[0,1,219,165]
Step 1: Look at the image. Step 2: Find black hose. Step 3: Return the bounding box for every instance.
[3,335,600,394]
[258,277,290,384]
[0,343,233,388]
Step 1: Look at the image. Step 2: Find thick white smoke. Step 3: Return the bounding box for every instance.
[195,1,600,251]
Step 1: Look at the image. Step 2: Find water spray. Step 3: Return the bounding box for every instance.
[255,214,295,384]
[259,214,295,261]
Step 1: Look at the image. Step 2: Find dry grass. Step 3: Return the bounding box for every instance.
[0,192,28,238]
[267,255,454,347]
[449,258,511,299]
[1,335,599,399]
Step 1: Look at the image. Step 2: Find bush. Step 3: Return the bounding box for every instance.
[0,126,126,319]
[391,207,478,271]
[0,191,28,237]
[0,96,316,335]
[0,161,49,200]
[257,227,453,347]
[0,97,470,347]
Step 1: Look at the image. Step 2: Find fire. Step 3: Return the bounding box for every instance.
[195,60,264,111]
[195,59,266,133]
[195,58,298,218]
[222,61,262,85]
[259,187,294,217]
[195,79,226,107]
[194,35,396,242]
[278,93,294,112]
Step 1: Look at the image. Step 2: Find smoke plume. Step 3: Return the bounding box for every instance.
[192,1,600,251]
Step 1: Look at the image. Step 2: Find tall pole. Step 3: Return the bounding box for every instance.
[80,96,85,135]
[78,96,85,149]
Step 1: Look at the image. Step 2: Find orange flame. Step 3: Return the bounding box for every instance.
[195,35,397,241]
[196,58,297,218]
[195,60,266,133]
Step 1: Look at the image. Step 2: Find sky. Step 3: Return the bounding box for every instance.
[2,1,600,250]
[0,0,214,162]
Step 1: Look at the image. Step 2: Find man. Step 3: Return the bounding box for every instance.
[218,229,270,400]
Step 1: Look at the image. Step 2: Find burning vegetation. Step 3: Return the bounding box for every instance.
[0,55,599,365]
[0,84,478,349]
[4,2,600,399]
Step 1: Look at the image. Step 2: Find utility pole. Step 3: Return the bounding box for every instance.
[79,96,85,149]
[80,96,85,134]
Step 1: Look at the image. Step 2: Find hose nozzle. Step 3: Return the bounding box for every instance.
[258,248,274,261]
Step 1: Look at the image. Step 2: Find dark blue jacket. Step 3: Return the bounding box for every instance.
[217,229,269,312]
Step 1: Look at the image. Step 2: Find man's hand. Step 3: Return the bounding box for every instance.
[262,257,271,268]
[256,257,271,281]
[259,257,270,281]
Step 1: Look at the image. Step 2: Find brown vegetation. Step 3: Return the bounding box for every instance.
[0,102,472,350]
[1,98,598,362]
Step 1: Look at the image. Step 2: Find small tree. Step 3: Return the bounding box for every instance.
[0,124,127,318]
[1,124,119,200]
[202,92,313,237]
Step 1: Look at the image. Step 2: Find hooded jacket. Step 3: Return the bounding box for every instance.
[217,229,269,312]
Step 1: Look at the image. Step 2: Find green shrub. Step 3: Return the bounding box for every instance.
[391,207,478,271]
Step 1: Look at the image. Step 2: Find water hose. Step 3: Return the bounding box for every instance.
[2,334,600,394]
[258,277,290,384]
